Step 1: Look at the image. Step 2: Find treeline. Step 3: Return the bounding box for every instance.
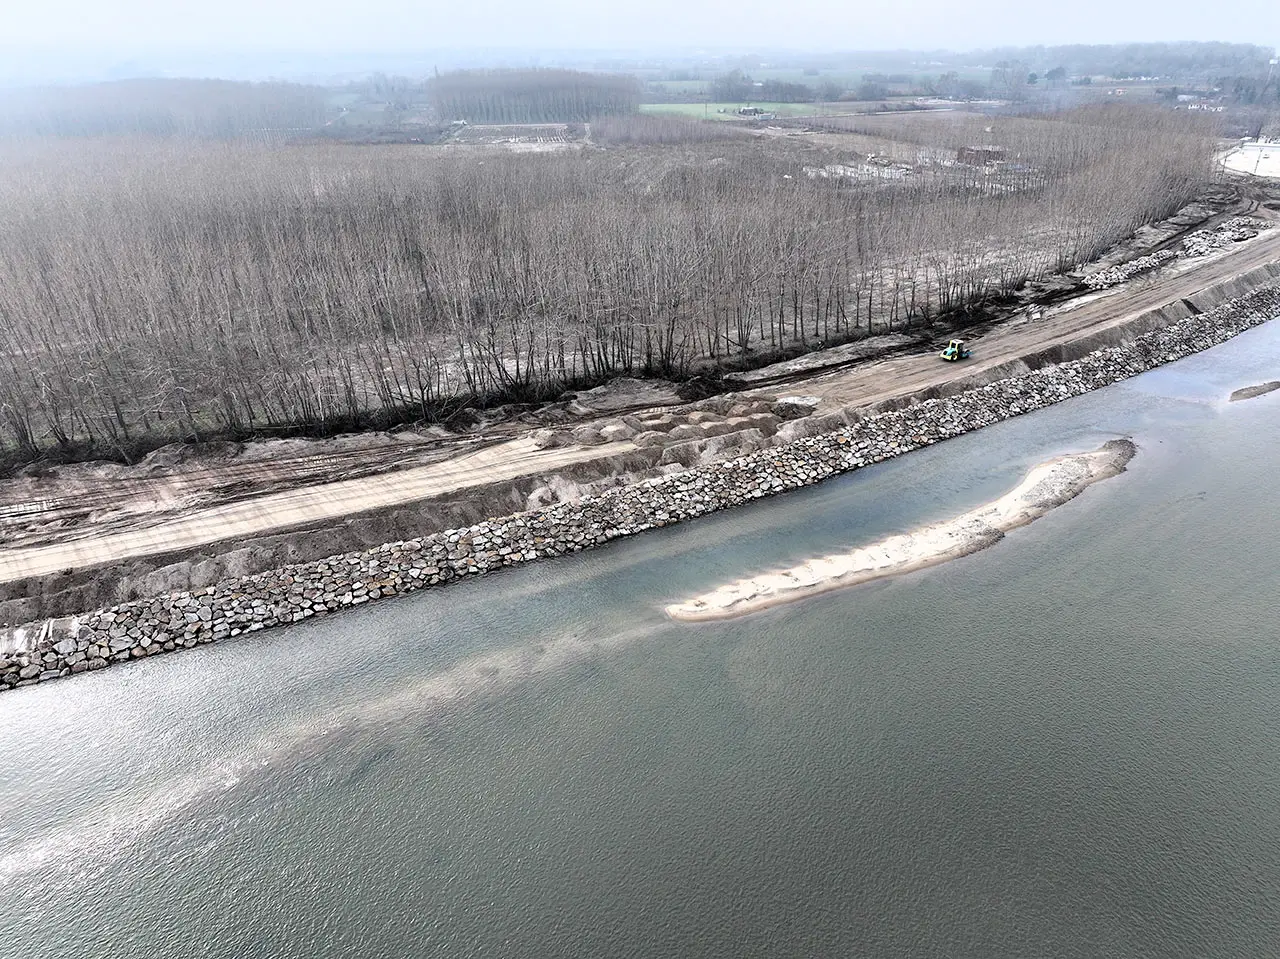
[956,42,1273,80]
[0,79,329,139]
[427,69,641,123]
[0,106,1213,466]
[710,71,820,103]
[1215,75,1280,106]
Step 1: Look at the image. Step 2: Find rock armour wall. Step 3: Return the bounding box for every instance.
[4,283,1280,691]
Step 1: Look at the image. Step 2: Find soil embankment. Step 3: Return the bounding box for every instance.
[666,440,1135,622]
[1,192,1279,628]
[4,282,1280,692]
[4,255,1280,627]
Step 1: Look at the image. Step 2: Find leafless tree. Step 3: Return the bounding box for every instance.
[0,105,1214,468]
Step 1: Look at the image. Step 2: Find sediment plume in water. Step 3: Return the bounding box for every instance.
[0,622,657,885]
[665,439,1136,622]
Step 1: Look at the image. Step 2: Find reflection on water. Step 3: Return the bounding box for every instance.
[3,323,1280,958]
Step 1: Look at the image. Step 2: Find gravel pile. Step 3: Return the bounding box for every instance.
[1082,249,1177,289]
[1182,216,1270,257]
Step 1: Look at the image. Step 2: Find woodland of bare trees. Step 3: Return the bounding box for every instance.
[710,71,818,103]
[0,79,329,139]
[922,42,1272,81]
[0,105,1213,467]
[427,69,642,123]
[590,114,751,145]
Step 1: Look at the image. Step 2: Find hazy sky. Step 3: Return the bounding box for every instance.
[5,0,1277,57]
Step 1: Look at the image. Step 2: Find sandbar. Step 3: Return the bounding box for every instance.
[665,439,1136,622]
[1229,381,1280,402]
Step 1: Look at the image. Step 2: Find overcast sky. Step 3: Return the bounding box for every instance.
[4,0,1277,56]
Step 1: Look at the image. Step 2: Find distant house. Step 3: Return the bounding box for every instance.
[956,144,1005,166]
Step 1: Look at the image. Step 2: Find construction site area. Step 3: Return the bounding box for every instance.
[2,168,1278,626]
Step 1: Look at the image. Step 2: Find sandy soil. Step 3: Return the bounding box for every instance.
[1,188,1276,586]
[665,440,1136,622]
[723,333,921,385]
[0,439,633,583]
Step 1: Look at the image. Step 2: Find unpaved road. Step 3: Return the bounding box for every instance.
[2,214,1278,585]
[792,227,1280,410]
[0,439,632,582]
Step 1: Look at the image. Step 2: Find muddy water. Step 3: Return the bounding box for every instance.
[4,323,1280,958]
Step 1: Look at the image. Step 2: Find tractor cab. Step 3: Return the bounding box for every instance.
[939,339,972,362]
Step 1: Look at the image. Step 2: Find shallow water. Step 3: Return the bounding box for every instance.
[4,323,1280,958]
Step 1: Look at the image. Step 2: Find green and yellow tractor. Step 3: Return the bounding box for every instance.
[939,339,972,362]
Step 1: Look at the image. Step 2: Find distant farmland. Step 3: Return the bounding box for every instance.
[639,101,868,120]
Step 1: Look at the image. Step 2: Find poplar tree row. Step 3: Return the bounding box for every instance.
[427,69,642,124]
[0,106,1213,465]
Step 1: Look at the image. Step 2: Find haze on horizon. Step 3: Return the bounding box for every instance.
[3,0,1277,78]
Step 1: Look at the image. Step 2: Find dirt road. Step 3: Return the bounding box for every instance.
[2,219,1278,585]
[0,439,632,582]
[793,228,1280,411]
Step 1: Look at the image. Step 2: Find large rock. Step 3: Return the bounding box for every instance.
[743,412,782,435]
[773,412,851,444]
[635,414,678,433]
[685,410,723,424]
[138,562,193,600]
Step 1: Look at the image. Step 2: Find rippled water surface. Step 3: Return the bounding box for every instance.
[5,323,1280,958]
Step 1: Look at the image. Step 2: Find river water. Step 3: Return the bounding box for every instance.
[4,323,1280,958]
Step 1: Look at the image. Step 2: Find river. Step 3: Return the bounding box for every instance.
[4,322,1280,958]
